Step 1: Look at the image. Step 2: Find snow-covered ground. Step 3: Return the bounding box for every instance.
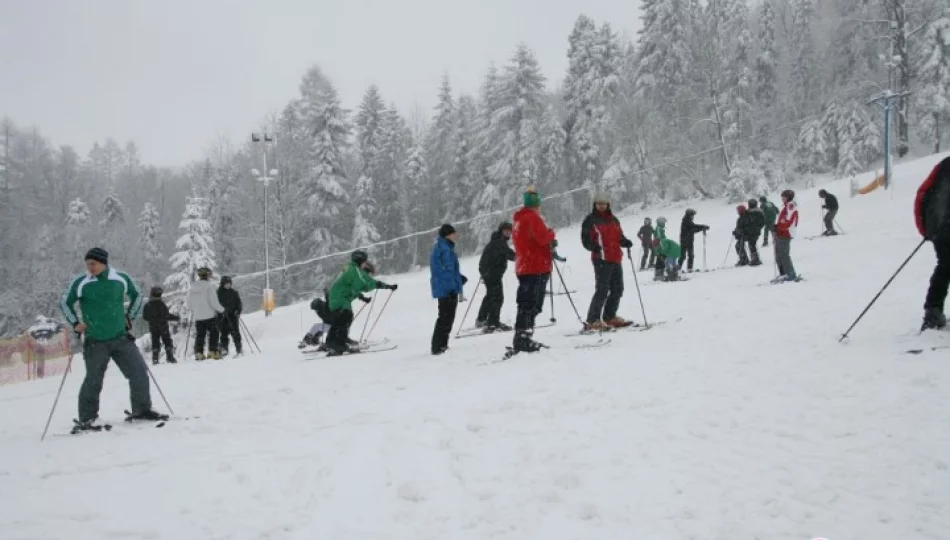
[2,154,949,540]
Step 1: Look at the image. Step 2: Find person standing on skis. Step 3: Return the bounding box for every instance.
[759,196,779,246]
[774,189,800,281]
[678,209,709,272]
[429,224,467,355]
[325,251,396,356]
[60,247,166,429]
[142,286,179,365]
[819,189,839,236]
[581,193,634,329]
[733,205,751,266]
[743,199,765,266]
[915,156,950,330]
[637,218,656,270]
[475,221,515,332]
[511,186,557,353]
[189,267,225,360]
[216,276,243,357]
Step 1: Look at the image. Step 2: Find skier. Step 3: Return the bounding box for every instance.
[511,186,557,352]
[298,288,370,349]
[60,247,166,430]
[819,189,839,236]
[914,156,950,330]
[655,236,682,281]
[580,193,634,329]
[653,216,669,281]
[759,196,779,246]
[637,218,656,270]
[733,205,751,266]
[216,276,243,357]
[430,224,467,355]
[142,286,180,365]
[189,267,225,360]
[325,251,397,356]
[678,209,710,272]
[743,199,766,266]
[774,189,800,281]
[475,221,515,332]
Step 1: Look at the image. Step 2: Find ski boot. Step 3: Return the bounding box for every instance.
[475,320,486,329]
[209,350,222,360]
[496,322,512,332]
[71,417,110,434]
[220,347,229,357]
[125,409,170,422]
[604,317,629,328]
[513,330,544,353]
[584,320,610,332]
[166,355,178,364]
[750,258,762,267]
[482,325,497,334]
[922,308,947,331]
[432,346,449,356]
[152,356,160,365]
[195,352,206,361]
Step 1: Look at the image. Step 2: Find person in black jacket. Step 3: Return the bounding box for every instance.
[476,222,515,331]
[742,199,766,266]
[678,209,710,271]
[819,189,839,236]
[637,218,656,270]
[216,276,243,356]
[915,156,950,330]
[142,286,180,365]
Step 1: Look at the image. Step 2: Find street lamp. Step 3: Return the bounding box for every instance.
[251,132,276,316]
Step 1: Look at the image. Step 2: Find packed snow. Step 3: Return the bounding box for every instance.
[2,154,949,540]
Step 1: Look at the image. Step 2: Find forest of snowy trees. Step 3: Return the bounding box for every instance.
[0,0,947,336]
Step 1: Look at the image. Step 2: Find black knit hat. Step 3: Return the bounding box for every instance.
[220,276,232,286]
[351,250,369,265]
[84,247,108,265]
[439,224,457,238]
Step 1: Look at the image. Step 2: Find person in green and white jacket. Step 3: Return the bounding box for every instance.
[61,247,166,429]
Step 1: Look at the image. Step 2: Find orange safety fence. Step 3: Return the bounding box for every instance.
[0,329,72,386]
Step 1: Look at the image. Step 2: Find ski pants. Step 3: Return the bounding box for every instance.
[747,234,760,263]
[79,335,152,422]
[823,209,837,234]
[775,236,796,277]
[475,277,504,327]
[194,317,219,355]
[326,309,354,352]
[736,236,749,263]
[762,225,771,246]
[925,241,950,311]
[515,273,549,332]
[678,242,695,270]
[587,260,624,323]
[218,314,242,353]
[432,294,459,353]
[640,244,656,269]
[149,328,174,362]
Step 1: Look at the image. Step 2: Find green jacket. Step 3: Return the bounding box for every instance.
[657,238,681,259]
[761,200,779,225]
[61,267,142,341]
[328,262,381,311]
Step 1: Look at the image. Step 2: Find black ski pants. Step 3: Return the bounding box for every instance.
[925,241,950,311]
[678,241,696,270]
[640,244,656,269]
[735,236,749,264]
[586,260,624,323]
[194,318,219,355]
[476,277,504,326]
[432,294,459,353]
[326,309,354,352]
[218,314,242,353]
[150,328,174,362]
[762,225,771,246]
[515,273,549,332]
[747,234,760,263]
[823,209,838,234]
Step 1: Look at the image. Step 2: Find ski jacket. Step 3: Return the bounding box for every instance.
[189,280,225,322]
[142,298,180,333]
[217,286,243,316]
[479,229,515,281]
[580,205,632,264]
[655,238,681,259]
[328,262,381,312]
[430,236,466,299]
[637,224,655,246]
[916,157,950,242]
[679,215,708,246]
[822,192,839,211]
[740,208,766,238]
[61,267,143,341]
[776,201,799,239]
[761,200,779,226]
[512,207,556,276]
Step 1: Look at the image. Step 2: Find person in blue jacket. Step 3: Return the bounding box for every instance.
[430,223,467,355]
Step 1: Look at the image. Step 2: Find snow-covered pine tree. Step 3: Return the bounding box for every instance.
[790,0,817,116]
[352,175,380,248]
[99,187,125,226]
[915,16,950,153]
[835,106,863,179]
[753,0,779,151]
[165,192,216,317]
[794,118,827,177]
[138,202,161,262]
[821,102,845,172]
[724,156,768,203]
[448,94,478,229]
[536,106,568,225]
[426,75,457,224]
[404,143,429,265]
[356,85,386,178]
[757,150,785,192]
[66,198,91,228]
[634,0,695,102]
[207,166,239,272]
[470,181,502,248]
[471,64,503,189]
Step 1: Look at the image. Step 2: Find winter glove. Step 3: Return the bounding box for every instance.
[552,251,567,263]
[387,283,399,291]
[703,225,711,232]
[550,239,559,249]
[358,294,372,303]
[620,237,634,249]
[459,293,468,303]
[461,275,468,285]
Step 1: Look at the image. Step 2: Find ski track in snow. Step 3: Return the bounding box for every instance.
[2,154,950,540]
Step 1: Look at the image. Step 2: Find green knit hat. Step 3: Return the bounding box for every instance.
[523,186,541,208]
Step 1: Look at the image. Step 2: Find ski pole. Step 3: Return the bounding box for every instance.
[548,271,556,323]
[358,290,379,342]
[839,238,927,342]
[144,361,175,415]
[702,231,707,272]
[40,334,78,441]
[552,260,584,325]
[721,235,732,268]
[835,219,846,234]
[239,318,262,353]
[626,248,650,327]
[364,289,395,343]
[454,277,482,336]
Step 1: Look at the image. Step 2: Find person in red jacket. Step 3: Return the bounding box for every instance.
[773,189,800,282]
[511,187,556,352]
[915,156,950,330]
[580,193,634,329]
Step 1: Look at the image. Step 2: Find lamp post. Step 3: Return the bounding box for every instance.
[251,132,276,316]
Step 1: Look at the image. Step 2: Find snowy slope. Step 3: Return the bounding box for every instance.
[2,154,949,540]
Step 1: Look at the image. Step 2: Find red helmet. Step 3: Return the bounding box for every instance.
[736,204,747,214]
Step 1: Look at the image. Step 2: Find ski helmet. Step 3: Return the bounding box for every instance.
[196,267,212,280]
[657,216,667,226]
[736,204,747,214]
[498,221,513,232]
[351,250,369,265]
[818,189,827,197]
[685,208,697,216]
[781,189,795,201]
[150,286,163,297]
[644,217,652,224]
[748,199,758,209]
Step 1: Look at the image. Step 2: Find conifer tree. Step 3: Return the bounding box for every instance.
[165,192,216,316]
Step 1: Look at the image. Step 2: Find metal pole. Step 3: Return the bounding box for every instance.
[144,362,174,416]
[626,249,649,327]
[454,278,482,336]
[548,271,556,323]
[884,101,892,189]
[40,336,77,441]
[364,289,396,343]
[359,291,378,342]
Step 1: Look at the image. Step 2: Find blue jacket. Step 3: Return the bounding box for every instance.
[429,236,465,298]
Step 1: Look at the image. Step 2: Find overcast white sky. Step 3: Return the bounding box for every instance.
[0,0,642,166]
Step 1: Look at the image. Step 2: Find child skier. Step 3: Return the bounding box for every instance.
[142,286,180,365]
[189,267,225,360]
[216,276,243,357]
[915,156,950,330]
[325,251,397,356]
[637,217,656,270]
[429,224,467,355]
[475,221,515,332]
[678,209,710,272]
[298,288,371,350]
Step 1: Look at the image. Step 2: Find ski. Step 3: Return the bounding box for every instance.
[301,338,390,354]
[575,338,611,349]
[547,290,578,296]
[70,419,113,435]
[454,327,513,340]
[124,410,170,428]
[564,318,680,337]
[905,345,950,355]
[305,344,399,357]
[764,275,805,285]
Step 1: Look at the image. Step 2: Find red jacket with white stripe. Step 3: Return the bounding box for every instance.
[776,201,799,239]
